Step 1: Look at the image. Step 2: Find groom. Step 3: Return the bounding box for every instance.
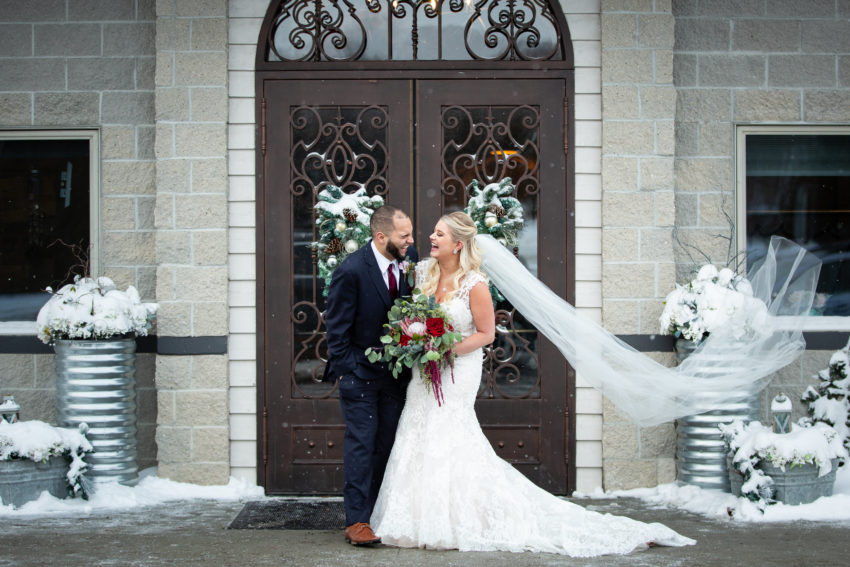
[323,205,417,546]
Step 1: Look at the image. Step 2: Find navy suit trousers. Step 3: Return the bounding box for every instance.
[338,372,407,526]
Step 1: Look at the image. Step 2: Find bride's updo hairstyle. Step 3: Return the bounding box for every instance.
[420,211,485,300]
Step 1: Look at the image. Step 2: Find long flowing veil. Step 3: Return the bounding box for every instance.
[475,234,821,427]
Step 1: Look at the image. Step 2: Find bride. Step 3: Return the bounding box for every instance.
[370,212,696,556]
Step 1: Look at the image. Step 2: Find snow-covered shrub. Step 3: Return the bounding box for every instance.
[659,264,766,345]
[802,343,850,452]
[0,420,93,500]
[36,276,158,344]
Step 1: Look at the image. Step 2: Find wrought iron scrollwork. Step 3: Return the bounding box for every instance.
[291,301,338,398]
[439,102,541,399]
[289,104,390,399]
[465,0,560,61]
[480,309,540,399]
[290,105,389,198]
[268,0,376,61]
[264,0,563,62]
[441,104,539,199]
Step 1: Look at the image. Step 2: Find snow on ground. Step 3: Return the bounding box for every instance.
[3,464,850,523]
[576,463,850,522]
[0,467,264,516]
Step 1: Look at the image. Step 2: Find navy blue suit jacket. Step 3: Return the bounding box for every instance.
[323,241,418,382]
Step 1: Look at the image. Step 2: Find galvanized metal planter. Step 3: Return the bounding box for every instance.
[729,456,840,505]
[0,457,68,507]
[675,339,761,492]
[54,338,138,485]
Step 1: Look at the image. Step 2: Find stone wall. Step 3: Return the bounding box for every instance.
[0,0,158,470]
[600,0,678,490]
[153,0,230,485]
[673,0,850,272]
[672,0,849,424]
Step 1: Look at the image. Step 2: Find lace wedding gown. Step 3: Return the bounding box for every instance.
[370,262,695,557]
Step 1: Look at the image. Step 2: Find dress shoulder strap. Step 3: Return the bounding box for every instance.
[457,270,487,303]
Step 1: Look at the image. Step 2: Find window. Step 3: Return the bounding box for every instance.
[0,130,99,328]
[266,0,562,62]
[737,126,850,320]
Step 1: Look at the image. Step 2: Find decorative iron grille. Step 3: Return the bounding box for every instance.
[290,104,390,399]
[440,103,541,399]
[265,0,564,62]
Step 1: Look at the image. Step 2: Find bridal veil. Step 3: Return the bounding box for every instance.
[475,234,821,427]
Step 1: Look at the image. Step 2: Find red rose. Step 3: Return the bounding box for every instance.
[399,334,411,346]
[426,317,446,337]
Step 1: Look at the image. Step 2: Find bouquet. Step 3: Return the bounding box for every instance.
[366,293,463,406]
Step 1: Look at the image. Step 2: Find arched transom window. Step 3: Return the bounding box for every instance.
[262,0,566,62]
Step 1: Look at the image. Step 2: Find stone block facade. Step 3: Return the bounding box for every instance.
[0,0,158,471]
[154,0,229,485]
[600,1,678,489]
[672,0,850,267]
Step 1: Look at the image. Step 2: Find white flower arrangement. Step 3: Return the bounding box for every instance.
[659,264,766,344]
[36,276,158,344]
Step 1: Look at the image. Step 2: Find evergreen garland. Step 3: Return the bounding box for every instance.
[311,185,384,296]
[463,178,525,303]
[464,178,524,250]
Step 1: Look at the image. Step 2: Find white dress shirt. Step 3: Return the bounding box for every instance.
[371,240,398,291]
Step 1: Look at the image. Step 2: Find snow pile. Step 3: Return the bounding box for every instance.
[0,468,264,514]
[590,463,850,522]
[0,420,92,496]
[36,276,158,344]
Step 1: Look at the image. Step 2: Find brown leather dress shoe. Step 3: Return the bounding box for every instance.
[344,522,381,546]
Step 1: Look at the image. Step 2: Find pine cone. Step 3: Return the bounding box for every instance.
[326,237,342,254]
[487,204,507,218]
[343,208,358,223]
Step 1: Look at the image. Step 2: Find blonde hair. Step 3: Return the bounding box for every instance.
[420,211,484,300]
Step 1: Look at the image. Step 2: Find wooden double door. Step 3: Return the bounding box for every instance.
[257,76,574,495]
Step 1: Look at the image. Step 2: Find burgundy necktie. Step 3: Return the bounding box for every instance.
[387,264,398,300]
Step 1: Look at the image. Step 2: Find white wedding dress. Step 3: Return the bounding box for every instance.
[371,261,695,557]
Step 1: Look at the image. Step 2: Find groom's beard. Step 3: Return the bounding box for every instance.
[386,240,407,261]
